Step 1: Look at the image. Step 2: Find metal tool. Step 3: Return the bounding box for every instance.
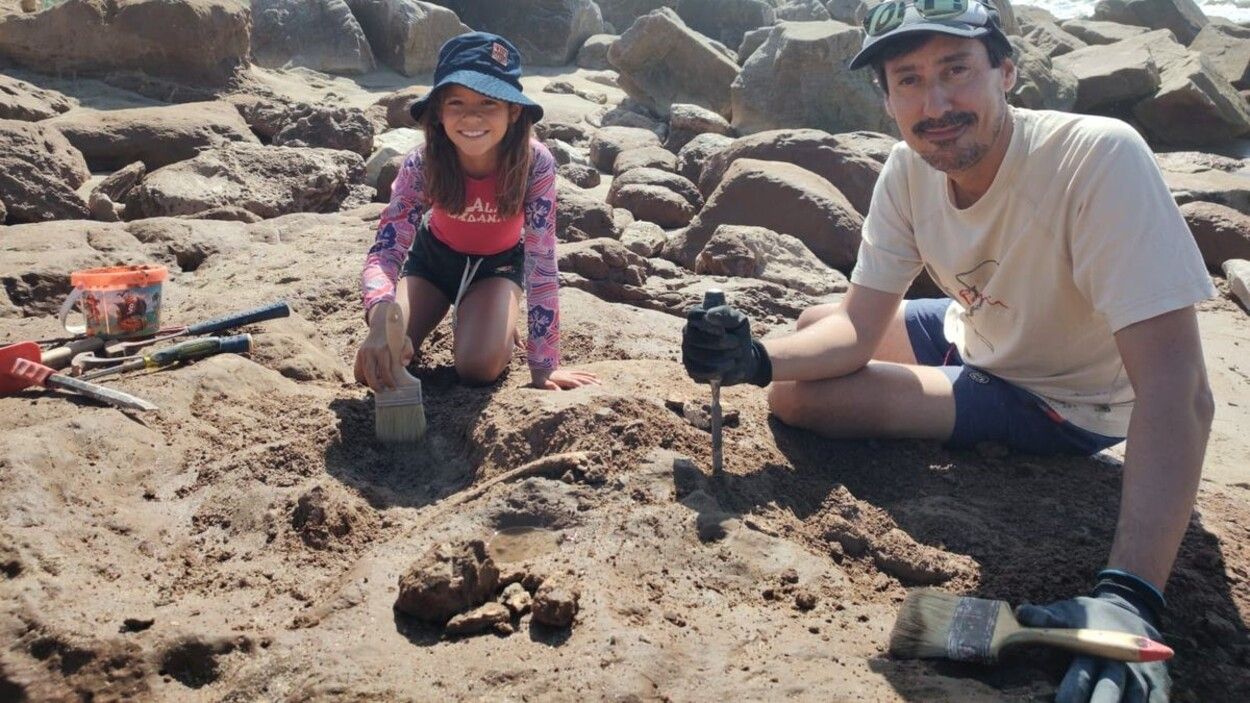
[703,289,726,476]
[78,334,253,382]
[104,300,289,356]
[1,342,156,411]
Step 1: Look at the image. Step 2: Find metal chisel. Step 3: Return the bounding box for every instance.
[703,289,726,476]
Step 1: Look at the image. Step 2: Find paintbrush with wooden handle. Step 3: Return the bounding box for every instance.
[889,589,1174,664]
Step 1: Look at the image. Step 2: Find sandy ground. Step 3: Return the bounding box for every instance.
[1,63,1248,702]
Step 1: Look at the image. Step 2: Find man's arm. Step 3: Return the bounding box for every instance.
[763,283,904,383]
[1108,305,1214,590]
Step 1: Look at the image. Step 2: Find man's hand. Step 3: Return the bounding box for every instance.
[682,303,771,387]
[1016,572,1170,703]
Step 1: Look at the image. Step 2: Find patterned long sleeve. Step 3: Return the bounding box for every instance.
[522,142,560,371]
[360,149,428,319]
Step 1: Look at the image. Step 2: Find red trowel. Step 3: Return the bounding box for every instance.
[0,342,157,411]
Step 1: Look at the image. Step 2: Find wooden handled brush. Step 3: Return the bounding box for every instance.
[373,302,426,443]
[889,589,1174,664]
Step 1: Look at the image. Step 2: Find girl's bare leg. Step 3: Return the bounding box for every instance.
[399,276,451,351]
[451,277,522,385]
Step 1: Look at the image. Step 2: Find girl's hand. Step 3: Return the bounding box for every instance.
[354,322,414,391]
[533,368,601,391]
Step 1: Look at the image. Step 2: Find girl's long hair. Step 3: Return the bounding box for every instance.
[421,87,535,218]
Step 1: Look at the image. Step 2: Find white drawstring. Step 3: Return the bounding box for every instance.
[451,257,483,329]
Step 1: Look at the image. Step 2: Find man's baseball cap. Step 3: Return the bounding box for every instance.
[848,0,1011,71]
[409,32,544,124]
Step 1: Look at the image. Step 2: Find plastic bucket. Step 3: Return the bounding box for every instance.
[57,264,168,339]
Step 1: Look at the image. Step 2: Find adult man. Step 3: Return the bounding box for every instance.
[682,1,1215,701]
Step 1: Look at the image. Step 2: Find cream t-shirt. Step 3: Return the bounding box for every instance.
[851,108,1215,437]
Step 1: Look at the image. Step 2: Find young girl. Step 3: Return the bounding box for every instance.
[356,32,598,392]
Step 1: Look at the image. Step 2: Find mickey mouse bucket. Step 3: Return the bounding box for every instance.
[57,265,167,339]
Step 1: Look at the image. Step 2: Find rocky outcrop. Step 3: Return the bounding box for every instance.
[271,105,376,157]
[1023,19,1087,58]
[251,0,375,75]
[608,7,740,119]
[1180,200,1250,271]
[1189,20,1250,90]
[557,180,618,241]
[576,33,616,70]
[1054,39,1162,112]
[1009,37,1078,112]
[347,0,469,76]
[676,132,733,183]
[589,126,661,172]
[665,102,733,151]
[732,21,893,136]
[698,129,890,216]
[595,0,675,33]
[1060,18,1150,45]
[0,119,90,223]
[45,101,258,172]
[1157,151,1250,216]
[694,224,848,296]
[1092,0,1208,45]
[607,167,701,228]
[674,0,773,48]
[0,0,251,84]
[670,158,862,272]
[1134,50,1250,146]
[432,0,603,65]
[126,143,368,220]
[0,74,74,121]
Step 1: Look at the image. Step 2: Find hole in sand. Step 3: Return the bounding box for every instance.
[158,640,219,689]
[1,559,20,579]
[487,526,561,564]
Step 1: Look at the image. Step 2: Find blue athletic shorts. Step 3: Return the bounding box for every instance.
[904,298,1123,456]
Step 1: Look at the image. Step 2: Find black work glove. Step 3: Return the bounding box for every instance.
[682,303,772,387]
[1016,571,1170,703]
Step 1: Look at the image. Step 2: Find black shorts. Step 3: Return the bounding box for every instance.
[400,224,525,302]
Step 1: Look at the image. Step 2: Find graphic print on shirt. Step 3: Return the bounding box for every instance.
[955,259,1009,353]
[450,197,503,224]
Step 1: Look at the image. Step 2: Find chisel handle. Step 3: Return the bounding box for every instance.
[41,336,105,370]
[148,334,253,367]
[184,301,290,336]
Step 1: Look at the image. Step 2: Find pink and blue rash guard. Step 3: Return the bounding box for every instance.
[360,140,560,372]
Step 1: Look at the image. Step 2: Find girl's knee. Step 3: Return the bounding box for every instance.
[455,352,508,386]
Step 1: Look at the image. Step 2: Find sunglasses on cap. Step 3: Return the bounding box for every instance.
[862,0,995,36]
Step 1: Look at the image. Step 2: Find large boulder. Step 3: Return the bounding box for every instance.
[732,21,893,136]
[0,74,74,121]
[366,128,423,190]
[372,85,425,129]
[595,0,675,33]
[1008,36,1078,112]
[1059,18,1151,45]
[698,129,888,216]
[1023,20,1087,58]
[1179,201,1250,271]
[271,105,376,157]
[1053,39,1162,112]
[1189,20,1250,90]
[557,179,617,241]
[126,143,367,220]
[0,119,90,223]
[1133,51,1250,146]
[346,0,469,76]
[431,0,603,66]
[607,167,701,227]
[1092,0,1208,45]
[589,126,661,172]
[669,158,862,271]
[250,0,375,75]
[676,131,733,183]
[0,0,250,84]
[695,224,848,295]
[1226,259,1250,310]
[576,33,616,70]
[45,101,258,172]
[774,0,831,21]
[665,101,733,151]
[608,7,741,119]
[674,0,774,48]
[1157,151,1250,215]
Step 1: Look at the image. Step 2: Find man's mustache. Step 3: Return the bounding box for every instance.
[913,112,976,136]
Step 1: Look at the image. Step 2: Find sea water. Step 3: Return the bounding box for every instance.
[1023,0,1250,25]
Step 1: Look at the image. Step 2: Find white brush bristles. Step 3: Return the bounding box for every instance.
[888,589,963,659]
[375,383,426,443]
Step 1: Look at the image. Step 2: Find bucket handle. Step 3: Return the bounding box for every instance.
[57,287,87,335]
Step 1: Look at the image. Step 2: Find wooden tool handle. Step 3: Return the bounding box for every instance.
[1013,628,1174,663]
[41,336,105,370]
[382,302,415,387]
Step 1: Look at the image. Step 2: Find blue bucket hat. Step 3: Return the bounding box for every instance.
[409,32,544,124]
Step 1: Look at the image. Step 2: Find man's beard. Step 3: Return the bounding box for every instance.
[912,110,993,173]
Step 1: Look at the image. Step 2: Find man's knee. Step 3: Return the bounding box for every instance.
[768,381,809,427]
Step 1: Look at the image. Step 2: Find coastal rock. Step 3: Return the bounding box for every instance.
[45,101,258,172]
[0,0,250,84]
[445,602,511,636]
[610,167,702,210]
[432,0,604,66]
[1053,40,1162,112]
[1059,18,1151,45]
[672,158,862,272]
[589,126,661,172]
[347,0,470,76]
[251,0,375,75]
[395,540,500,624]
[1189,19,1250,90]
[595,0,675,33]
[271,105,376,158]
[0,73,74,121]
[1134,52,1250,146]
[694,224,848,295]
[531,579,581,628]
[699,128,888,216]
[93,161,146,207]
[1009,37,1079,112]
[620,220,667,257]
[576,33,616,70]
[1225,258,1250,310]
[365,128,423,191]
[126,143,367,220]
[607,184,696,227]
[1092,0,1208,45]
[1157,151,1250,216]
[557,180,618,241]
[1180,201,1250,270]
[1024,19,1087,58]
[774,0,830,22]
[373,85,425,130]
[732,21,893,137]
[676,132,733,183]
[665,102,733,151]
[0,118,90,223]
[614,145,678,174]
[608,7,740,119]
[674,0,774,48]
